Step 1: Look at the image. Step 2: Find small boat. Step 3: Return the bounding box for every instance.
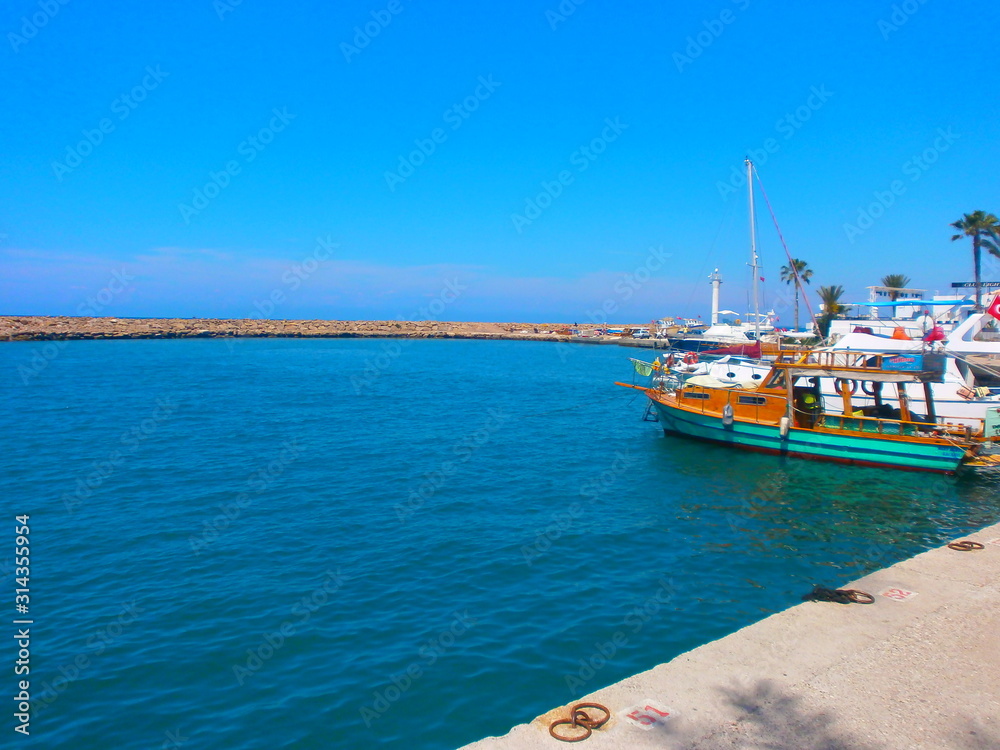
[620,350,1000,474]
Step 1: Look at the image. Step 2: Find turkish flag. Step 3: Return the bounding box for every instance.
[989,293,1000,322]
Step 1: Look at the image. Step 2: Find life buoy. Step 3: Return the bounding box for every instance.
[683,352,699,365]
[834,378,859,395]
[862,382,877,396]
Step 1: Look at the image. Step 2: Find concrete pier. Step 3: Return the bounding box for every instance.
[463,523,1000,750]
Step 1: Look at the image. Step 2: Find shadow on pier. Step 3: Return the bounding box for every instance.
[644,679,999,750]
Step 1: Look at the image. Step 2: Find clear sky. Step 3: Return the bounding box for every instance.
[3,0,999,323]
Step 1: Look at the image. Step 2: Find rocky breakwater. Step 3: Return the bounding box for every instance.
[0,317,595,342]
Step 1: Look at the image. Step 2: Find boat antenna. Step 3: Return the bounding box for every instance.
[746,158,760,340]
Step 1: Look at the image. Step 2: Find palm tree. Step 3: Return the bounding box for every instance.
[779,258,813,331]
[880,274,911,302]
[816,285,845,338]
[950,211,1000,310]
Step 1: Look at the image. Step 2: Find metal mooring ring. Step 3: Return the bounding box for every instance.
[846,590,875,604]
[948,541,985,551]
[549,719,592,743]
[572,703,611,729]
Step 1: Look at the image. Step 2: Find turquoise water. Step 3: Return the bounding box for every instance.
[3,338,999,749]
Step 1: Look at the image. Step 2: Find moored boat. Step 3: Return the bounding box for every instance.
[666,309,1000,427]
[621,350,1000,474]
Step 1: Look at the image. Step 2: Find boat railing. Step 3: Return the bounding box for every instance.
[786,351,893,370]
[776,350,947,380]
[817,413,973,439]
[652,372,683,392]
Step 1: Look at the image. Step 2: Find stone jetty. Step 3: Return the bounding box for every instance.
[0,316,616,342]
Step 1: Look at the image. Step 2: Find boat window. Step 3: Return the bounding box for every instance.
[764,370,786,389]
[737,396,767,405]
[682,392,710,400]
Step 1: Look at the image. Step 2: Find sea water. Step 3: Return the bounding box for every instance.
[2,337,998,749]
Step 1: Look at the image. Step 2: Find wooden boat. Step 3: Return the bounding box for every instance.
[619,350,1000,474]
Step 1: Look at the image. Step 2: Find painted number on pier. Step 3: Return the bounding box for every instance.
[988,538,1000,548]
[879,587,918,602]
[621,700,674,730]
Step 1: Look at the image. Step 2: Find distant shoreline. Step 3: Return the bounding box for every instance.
[1,316,665,347]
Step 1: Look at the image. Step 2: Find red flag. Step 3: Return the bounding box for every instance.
[924,325,946,342]
[988,293,1000,322]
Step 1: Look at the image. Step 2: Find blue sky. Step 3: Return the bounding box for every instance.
[3,0,999,323]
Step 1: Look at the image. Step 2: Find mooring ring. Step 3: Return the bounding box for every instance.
[948,540,985,551]
[571,703,611,729]
[846,590,875,604]
[549,718,592,742]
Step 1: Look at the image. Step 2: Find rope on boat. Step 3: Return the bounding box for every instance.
[945,348,1000,381]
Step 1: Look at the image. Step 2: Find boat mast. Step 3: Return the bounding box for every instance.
[746,158,760,339]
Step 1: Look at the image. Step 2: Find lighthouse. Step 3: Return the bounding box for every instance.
[709,268,722,325]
